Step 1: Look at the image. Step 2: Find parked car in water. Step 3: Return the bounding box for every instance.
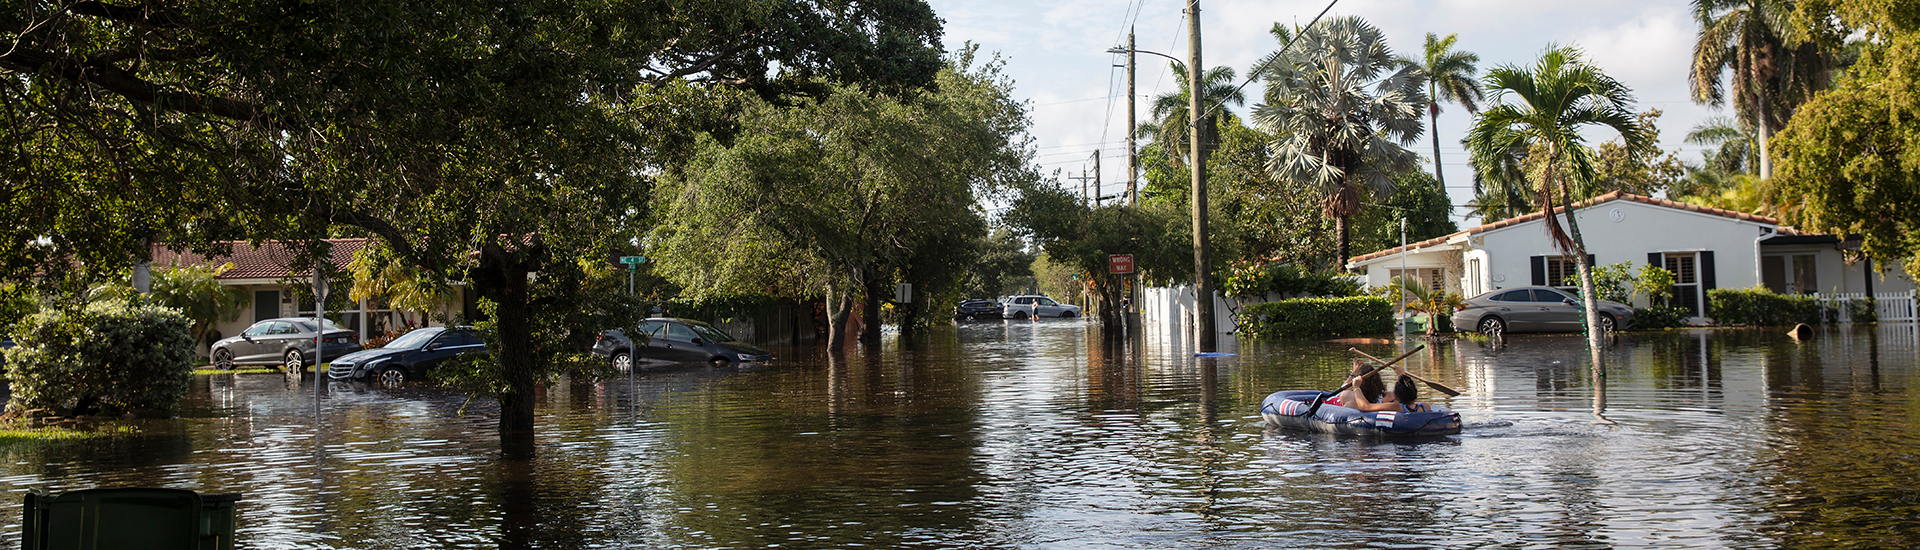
[1451,286,1637,336]
[210,317,359,371]
[1000,295,1081,319]
[326,326,487,386]
[954,299,1004,320]
[591,318,772,369]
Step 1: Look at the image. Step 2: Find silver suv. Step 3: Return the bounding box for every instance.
[1001,295,1082,319]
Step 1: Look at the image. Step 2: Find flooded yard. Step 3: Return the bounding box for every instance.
[3,321,1916,549]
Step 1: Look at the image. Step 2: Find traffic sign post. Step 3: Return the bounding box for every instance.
[621,256,646,294]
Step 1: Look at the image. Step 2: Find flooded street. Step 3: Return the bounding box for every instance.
[4,321,1918,549]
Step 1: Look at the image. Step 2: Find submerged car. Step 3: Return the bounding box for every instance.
[211,317,360,371]
[592,318,772,369]
[326,326,487,386]
[1451,286,1637,336]
[954,299,1004,320]
[1001,295,1081,319]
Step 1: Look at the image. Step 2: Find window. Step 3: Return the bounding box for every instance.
[243,322,272,337]
[665,323,697,342]
[1388,268,1446,293]
[1468,258,1483,295]
[1532,289,1571,302]
[1663,252,1709,317]
[1761,254,1820,294]
[1494,290,1532,302]
[1545,257,1579,289]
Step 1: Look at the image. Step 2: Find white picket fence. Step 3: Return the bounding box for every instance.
[1805,290,1917,323]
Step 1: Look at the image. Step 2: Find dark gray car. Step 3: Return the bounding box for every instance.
[1451,286,1637,336]
[591,318,771,369]
[326,326,486,386]
[211,317,360,371]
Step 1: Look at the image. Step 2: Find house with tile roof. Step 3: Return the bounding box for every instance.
[149,238,469,354]
[1346,191,1916,323]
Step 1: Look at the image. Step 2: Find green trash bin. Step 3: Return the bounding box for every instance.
[22,488,240,550]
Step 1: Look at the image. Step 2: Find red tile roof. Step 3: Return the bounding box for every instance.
[150,239,373,280]
[1346,191,1783,266]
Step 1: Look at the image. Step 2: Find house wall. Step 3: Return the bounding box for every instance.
[1471,201,1773,309]
[1761,244,1918,295]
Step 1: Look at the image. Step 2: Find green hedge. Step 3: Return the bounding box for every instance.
[1632,305,1694,330]
[1706,288,1837,326]
[1237,296,1394,339]
[3,300,196,417]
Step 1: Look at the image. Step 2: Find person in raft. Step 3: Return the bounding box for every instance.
[1333,358,1433,413]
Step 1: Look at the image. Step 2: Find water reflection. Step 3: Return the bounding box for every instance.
[0,323,1916,548]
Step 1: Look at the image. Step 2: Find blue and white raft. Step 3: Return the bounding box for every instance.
[1259,390,1463,437]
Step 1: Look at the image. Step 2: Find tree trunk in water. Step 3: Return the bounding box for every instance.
[1560,187,1608,417]
[825,285,851,352]
[478,249,538,460]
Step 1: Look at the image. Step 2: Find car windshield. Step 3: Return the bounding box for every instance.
[384,330,439,350]
[691,324,733,343]
[292,319,347,332]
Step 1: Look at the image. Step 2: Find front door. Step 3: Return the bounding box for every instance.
[254,290,280,322]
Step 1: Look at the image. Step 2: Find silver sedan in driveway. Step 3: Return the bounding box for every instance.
[1451,286,1636,336]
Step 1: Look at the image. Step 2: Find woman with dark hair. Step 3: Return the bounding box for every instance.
[1337,358,1432,413]
[1326,358,1388,408]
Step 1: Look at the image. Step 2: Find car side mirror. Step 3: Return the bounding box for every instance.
[423,344,438,352]
[690,338,705,345]
[1563,299,1575,305]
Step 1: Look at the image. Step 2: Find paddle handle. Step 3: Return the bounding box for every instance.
[1351,348,1463,397]
[1329,345,1425,395]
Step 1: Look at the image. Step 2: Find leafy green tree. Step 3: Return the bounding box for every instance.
[651,49,1031,349]
[1686,116,1761,176]
[964,228,1036,299]
[0,0,945,455]
[1004,180,1191,328]
[1401,32,1485,192]
[1254,16,1427,266]
[5,300,196,416]
[1690,0,1833,179]
[1352,171,1459,260]
[148,265,252,348]
[1138,63,1245,170]
[1772,0,1920,275]
[346,244,456,329]
[1384,276,1466,337]
[1591,110,1689,197]
[1467,45,1654,403]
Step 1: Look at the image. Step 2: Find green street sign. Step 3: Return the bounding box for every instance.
[620,256,647,264]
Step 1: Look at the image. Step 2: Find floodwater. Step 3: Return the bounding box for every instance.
[3,321,1918,549]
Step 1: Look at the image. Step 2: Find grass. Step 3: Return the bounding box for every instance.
[0,424,138,446]
[192,363,329,375]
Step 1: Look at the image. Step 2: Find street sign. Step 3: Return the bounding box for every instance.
[620,256,647,264]
[895,283,912,303]
[1109,254,1134,274]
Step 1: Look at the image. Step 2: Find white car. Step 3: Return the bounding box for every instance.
[1001,295,1082,319]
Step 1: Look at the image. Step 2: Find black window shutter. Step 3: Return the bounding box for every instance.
[1531,256,1545,286]
[1648,252,1662,269]
[1701,250,1717,290]
[1586,254,1596,270]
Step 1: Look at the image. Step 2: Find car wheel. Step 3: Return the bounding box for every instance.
[214,349,235,370]
[375,367,407,388]
[1060,311,1075,319]
[284,350,304,373]
[611,352,632,372]
[1598,313,1618,334]
[709,357,730,368]
[1012,311,1028,320]
[1478,317,1506,338]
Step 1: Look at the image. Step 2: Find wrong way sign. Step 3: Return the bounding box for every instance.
[1108,254,1134,274]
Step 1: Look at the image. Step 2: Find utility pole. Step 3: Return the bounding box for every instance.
[1069,169,1094,207]
[1188,0,1215,351]
[1126,30,1138,206]
[1093,150,1102,207]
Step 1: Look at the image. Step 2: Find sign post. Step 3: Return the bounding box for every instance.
[620,256,647,294]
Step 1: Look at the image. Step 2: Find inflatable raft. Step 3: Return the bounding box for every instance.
[1260,390,1463,437]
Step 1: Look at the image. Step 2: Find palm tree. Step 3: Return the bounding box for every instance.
[148,264,252,348]
[1684,115,1759,175]
[1466,45,1653,413]
[1401,32,1484,192]
[1253,15,1426,266]
[1689,0,1830,179]
[1386,276,1466,338]
[1138,62,1245,170]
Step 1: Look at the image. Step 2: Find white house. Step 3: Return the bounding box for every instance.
[1346,192,1917,322]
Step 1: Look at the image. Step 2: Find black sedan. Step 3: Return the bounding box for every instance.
[211,317,360,372]
[326,326,487,386]
[592,318,771,369]
[954,299,1004,320]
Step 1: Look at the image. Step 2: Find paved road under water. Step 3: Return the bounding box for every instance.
[2,321,1917,549]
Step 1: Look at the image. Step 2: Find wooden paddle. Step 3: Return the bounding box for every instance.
[1350,348,1463,397]
[1302,344,1426,417]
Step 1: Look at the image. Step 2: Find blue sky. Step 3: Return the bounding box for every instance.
[925,0,1721,227]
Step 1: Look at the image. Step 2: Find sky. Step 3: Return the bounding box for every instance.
[924,0,1721,228]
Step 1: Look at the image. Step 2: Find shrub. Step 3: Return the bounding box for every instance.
[1220,261,1362,299]
[1846,297,1878,324]
[1632,305,1693,330]
[1237,296,1393,339]
[3,300,196,417]
[1707,287,1836,326]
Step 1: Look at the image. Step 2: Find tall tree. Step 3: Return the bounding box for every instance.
[1401,32,1484,192]
[1466,46,1654,413]
[1253,16,1426,267]
[0,0,945,456]
[1772,0,1920,275]
[1689,0,1832,179]
[651,49,1032,350]
[1138,63,1245,170]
